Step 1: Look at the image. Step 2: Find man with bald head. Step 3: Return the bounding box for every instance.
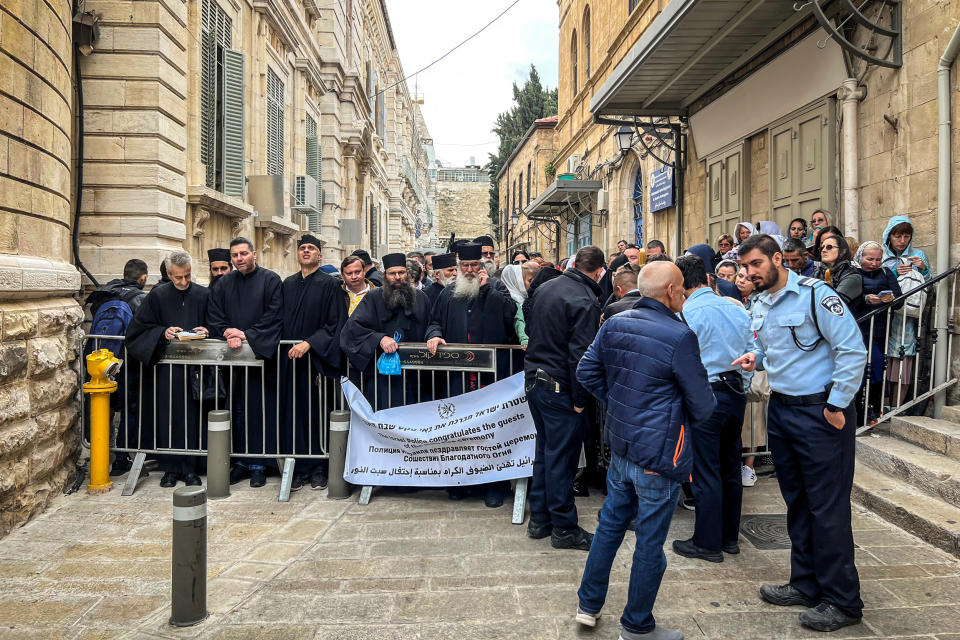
[574,260,715,640]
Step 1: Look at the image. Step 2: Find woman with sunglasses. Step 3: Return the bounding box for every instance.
[813,226,863,311]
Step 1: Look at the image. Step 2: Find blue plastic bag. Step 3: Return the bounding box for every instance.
[376,331,403,376]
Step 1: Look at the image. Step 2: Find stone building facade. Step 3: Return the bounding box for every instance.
[435,164,492,245]
[498,116,557,258]
[77,0,434,283]
[0,0,84,536]
[520,0,959,269]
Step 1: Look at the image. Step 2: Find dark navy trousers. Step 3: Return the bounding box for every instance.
[527,381,588,530]
[691,388,746,552]
[767,395,863,617]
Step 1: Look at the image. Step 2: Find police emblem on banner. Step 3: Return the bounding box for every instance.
[438,401,456,419]
[820,295,845,317]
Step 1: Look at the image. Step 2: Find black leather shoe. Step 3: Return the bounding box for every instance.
[799,603,862,632]
[290,473,306,492]
[229,465,249,485]
[159,472,178,488]
[250,469,267,488]
[551,526,594,550]
[760,583,817,607]
[573,479,590,497]
[310,470,328,490]
[527,520,552,539]
[447,487,467,501]
[183,473,202,486]
[110,455,133,476]
[723,542,740,554]
[484,487,504,508]
[672,538,723,563]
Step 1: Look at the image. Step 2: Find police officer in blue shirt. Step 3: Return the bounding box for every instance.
[672,255,752,564]
[732,234,867,633]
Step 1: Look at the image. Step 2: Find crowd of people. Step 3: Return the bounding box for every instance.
[83,210,932,640]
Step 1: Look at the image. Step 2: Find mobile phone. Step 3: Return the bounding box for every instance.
[878,290,893,297]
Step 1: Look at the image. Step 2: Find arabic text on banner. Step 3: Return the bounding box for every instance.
[341,373,536,486]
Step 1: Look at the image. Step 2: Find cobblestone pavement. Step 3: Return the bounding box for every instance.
[1,470,959,639]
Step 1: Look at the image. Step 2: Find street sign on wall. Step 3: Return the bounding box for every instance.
[650,166,674,212]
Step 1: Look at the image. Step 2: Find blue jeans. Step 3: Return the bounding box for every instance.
[578,453,680,634]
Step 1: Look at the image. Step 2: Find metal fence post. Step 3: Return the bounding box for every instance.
[207,410,231,500]
[327,409,350,499]
[170,486,207,627]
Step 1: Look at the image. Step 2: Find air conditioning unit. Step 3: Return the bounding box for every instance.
[597,189,609,212]
[293,175,319,210]
[567,154,583,175]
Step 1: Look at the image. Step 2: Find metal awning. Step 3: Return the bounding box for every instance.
[524,180,602,218]
[590,0,808,119]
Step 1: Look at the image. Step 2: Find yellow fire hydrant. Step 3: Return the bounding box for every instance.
[84,349,123,494]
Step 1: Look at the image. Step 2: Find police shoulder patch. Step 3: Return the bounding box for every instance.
[820,295,845,317]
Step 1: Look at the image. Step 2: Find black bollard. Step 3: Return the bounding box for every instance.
[170,486,208,627]
[327,410,351,499]
[206,410,231,500]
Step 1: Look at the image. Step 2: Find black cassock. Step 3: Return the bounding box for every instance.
[424,281,445,306]
[339,288,432,409]
[425,285,519,396]
[124,282,210,474]
[280,269,346,462]
[206,266,283,463]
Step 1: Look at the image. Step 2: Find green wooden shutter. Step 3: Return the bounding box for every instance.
[221,49,245,198]
[266,69,284,177]
[305,115,322,233]
[200,25,216,188]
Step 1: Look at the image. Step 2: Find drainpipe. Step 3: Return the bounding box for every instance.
[839,79,866,239]
[934,24,960,417]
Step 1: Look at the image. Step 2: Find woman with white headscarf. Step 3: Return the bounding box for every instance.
[500,264,530,348]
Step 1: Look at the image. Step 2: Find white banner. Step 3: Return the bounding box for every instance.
[342,373,536,487]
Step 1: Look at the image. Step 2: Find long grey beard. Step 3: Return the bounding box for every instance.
[437,273,457,287]
[482,259,497,274]
[383,282,416,309]
[453,274,480,300]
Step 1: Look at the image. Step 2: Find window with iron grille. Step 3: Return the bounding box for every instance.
[200,0,245,197]
[526,162,532,203]
[518,172,523,208]
[583,7,591,78]
[571,30,578,98]
[267,68,284,176]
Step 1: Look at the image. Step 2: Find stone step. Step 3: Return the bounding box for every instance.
[856,432,960,509]
[941,405,960,423]
[890,415,960,462]
[852,464,960,558]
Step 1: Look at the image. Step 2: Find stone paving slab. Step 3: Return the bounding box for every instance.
[1,471,960,639]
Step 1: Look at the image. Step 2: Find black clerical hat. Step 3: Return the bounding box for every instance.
[298,234,324,250]
[456,243,482,261]
[381,253,407,270]
[431,252,456,270]
[351,249,373,266]
[207,248,230,264]
[473,235,495,248]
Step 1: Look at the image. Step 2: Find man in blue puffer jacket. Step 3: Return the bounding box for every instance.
[574,261,715,640]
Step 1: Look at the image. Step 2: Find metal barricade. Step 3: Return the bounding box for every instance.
[856,265,960,434]
[81,336,533,509]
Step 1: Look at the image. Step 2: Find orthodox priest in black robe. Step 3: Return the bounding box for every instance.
[424,251,457,306]
[340,253,432,410]
[280,235,347,490]
[207,247,232,291]
[425,242,519,507]
[206,237,283,487]
[124,251,210,487]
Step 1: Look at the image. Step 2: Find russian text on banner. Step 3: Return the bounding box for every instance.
[342,373,536,487]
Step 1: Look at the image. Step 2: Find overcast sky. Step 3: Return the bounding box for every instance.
[386,0,559,167]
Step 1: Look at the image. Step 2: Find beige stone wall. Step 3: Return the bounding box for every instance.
[499,123,556,257]
[0,0,83,536]
[436,179,492,243]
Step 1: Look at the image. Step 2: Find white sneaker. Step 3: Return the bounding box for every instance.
[575,607,601,627]
[741,465,757,487]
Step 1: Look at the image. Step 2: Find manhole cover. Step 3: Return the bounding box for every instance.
[740,514,791,550]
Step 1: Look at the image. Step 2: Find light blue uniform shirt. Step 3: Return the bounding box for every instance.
[682,287,752,384]
[750,269,867,408]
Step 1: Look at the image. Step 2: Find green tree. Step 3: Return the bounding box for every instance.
[488,65,558,239]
